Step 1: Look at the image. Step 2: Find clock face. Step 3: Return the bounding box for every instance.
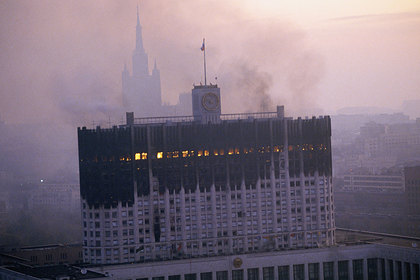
[202,92,220,111]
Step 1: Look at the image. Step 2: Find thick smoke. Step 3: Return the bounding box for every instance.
[219,59,273,113]
[0,0,324,125]
[0,0,326,185]
[139,0,325,115]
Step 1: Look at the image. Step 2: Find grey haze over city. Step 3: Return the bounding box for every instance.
[0,0,420,261]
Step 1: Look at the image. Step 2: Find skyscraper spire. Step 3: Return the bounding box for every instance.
[152,58,160,76]
[135,3,144,51]
[137,4,140,26]
[123,4,162,116]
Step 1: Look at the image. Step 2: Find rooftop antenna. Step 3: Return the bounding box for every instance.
[201,38,207,85]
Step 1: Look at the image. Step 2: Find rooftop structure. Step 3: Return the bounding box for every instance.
[0,264,105,280]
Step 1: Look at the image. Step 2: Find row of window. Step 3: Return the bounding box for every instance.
[122,259,419,280]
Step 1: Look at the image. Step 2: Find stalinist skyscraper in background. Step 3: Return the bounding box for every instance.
[122,6,162,117]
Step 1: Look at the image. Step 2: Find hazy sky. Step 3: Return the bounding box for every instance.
[0,0,419,124]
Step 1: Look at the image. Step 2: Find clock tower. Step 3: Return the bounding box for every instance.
[192,84,221,124]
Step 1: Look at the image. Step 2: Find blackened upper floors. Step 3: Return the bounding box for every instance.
[78,114,332,208]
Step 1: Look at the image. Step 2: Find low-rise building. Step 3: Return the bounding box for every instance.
[342,174,404,193]
[1,244,83,266]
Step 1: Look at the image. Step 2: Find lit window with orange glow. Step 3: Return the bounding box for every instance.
[157,152,163,159]
[243,148,249,154]
[235,148,240,154]
[204,150,209,156]
[288,145,293,151]
[135,153,141,160]
[198,150,203,157]
[274,146,280,153]
[182,151,188,158]
[173,151,179,158]
[119,156,125,161]
[213,149,218,156]
[228,148,234,155]
[141,153,147,160]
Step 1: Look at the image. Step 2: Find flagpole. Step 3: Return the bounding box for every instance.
[203,38,207,86]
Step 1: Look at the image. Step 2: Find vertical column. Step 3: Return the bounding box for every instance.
[384,259,390,280]
[298,118,307,246]
[349,260,354,280]
[402,262,407,280]
[270,142,278,249]
[274,265,279,280]
[241,181,248,252]
[319,262,324,280]
[283,119,292,248]
[333,261,339,280]
[327,175,333,246]
[195,183,202,254]
[393,261,398,280]
[211,184,217,244]
[377,259,383,280]
[289,265,293,280]
[363,259,368,280]
[410,263,415,280]
[259,267,263,280]
[117,200,123,262]
[256,178,263,247]
[315,171,322,245]
[304,263,309,280]
[180,187,187,251]
[164,189,171,256]
[133,183,140,262]
[226,186,233,254]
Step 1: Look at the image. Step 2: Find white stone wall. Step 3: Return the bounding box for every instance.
[81,148,335,265]
[88,244,420,280]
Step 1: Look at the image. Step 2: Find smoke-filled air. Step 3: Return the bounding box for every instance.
[1,0,420,247]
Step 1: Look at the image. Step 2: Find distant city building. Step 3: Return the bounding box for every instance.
[121,6,162,117]
[405,166,420,217]
[121,7,190,117]
[342,174,404,193]
[29,183,80,213]
[402,99,420,119]
[334,166,420,237]
[78,82,334,265]
[332,117,420,176]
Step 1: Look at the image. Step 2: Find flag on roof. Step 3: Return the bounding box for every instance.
[201,39,205,51]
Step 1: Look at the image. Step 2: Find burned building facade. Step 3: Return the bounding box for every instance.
[78,85,334,264]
